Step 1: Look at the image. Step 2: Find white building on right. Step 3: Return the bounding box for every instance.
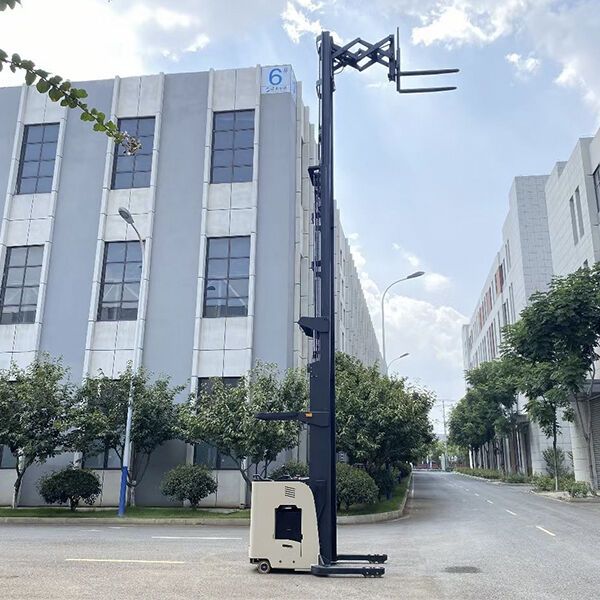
[545,131,600,488]
[462,126,600,486]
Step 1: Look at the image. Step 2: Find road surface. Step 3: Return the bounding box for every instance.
[1,471,599,599]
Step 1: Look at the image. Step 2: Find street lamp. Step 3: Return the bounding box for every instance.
[381,271,424,366]
[117,207,145,517]
[386,352,409,372]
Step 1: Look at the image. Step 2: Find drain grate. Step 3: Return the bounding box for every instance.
[444,566,481,574]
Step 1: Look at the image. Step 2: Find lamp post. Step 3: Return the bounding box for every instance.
[380,272,424,366]
[386,352,409,372]
[117,207,145,517]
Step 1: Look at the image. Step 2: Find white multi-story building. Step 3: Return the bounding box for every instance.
[0,66,382,507]
[545,130,600,488]
[462,176,571,475]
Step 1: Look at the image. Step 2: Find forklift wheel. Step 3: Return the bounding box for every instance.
[257,560,271,574]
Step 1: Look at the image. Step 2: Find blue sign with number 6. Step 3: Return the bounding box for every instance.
[269,68,283,86]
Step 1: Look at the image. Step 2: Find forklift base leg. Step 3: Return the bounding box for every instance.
[311,564,384,577]
[335,553,388,564]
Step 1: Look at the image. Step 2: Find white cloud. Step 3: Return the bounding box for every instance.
[281,0,342,45]
[186,34,211,53]
[505,52,541,78]
[349,236,466,368]
[391,244,451,291]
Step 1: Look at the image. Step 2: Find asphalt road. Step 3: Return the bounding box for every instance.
[1,472,599,599]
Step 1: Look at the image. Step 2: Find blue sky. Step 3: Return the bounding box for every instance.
[2,0,600,429]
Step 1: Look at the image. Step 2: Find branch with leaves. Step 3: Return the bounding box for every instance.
[0,0,140,155]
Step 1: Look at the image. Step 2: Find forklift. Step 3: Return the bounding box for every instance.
[249,29,457,578]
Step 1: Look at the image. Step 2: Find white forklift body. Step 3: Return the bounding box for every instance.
[249,478,320,573]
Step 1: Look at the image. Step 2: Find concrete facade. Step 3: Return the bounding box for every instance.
[462,176,571,476]
[544,129,600,488]
[0,67,382,507]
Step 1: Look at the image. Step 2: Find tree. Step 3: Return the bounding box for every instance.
[0,1,139,153]
[67,365,184,504]
[179,363,308,487]
[336,463,378,511]
[160,464,218,509]
[501,265,600,489]
[335,353,434,475]
[0,355,74,508]
[38,466,101,511]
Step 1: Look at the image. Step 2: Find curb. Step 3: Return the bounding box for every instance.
[453,472,532,487]
[338,472,412,525]
[0,474,414,527]
[0,516,251,526]
[530,490,600,503]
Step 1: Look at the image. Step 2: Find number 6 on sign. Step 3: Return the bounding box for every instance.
[269,68,283,86]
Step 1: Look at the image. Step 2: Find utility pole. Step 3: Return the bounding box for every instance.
[259,29,458,577]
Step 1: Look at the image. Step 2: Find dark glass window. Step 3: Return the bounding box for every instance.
[112,117,155,189]
[0,245,43,324]
[97,241,142,321]
[211,110,255,183]
[83,442,120,470]
[16,123,59,194]
[594,166,600,213]
[0,445,18,469]
[204,237,250,318]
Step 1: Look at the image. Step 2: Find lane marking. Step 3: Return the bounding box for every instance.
[486,500,494,505]
[474,493,480,497]
[536,526,556,537]
[505,509,517,516]
[81,529,101,532]
[109,526,123,530]
[463,487,469,491]
[66,558,186,564]
[151,536,242,540]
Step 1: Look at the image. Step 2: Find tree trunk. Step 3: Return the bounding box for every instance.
[553,418,559,493]
[12,470,24,510]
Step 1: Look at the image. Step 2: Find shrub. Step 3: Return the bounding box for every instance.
[569,481,591,498]
[160,464,218,509]
[269,460,309,480]
[542,448,572,479]
[532,474,575,492]
[372,468,396,500]
[501,473,531,484]
[336,463,378,511]
[455,467,501,480]
[37,466,101,511]
[396,462,412,479]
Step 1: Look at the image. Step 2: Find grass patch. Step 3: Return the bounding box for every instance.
[0,506,250,519]
[338,476,410,516]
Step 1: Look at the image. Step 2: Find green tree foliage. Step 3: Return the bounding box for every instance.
[0,1,140,153]
[269,460,309,480]
[501,266,600,489]
[37,466,101,511]
[335,353,434,475]
[449,358,518,459]
[0,355,74,508]
[67,365,184,498]
[336,463,378,511]
[179,363,308,486]
[160,464,218,509]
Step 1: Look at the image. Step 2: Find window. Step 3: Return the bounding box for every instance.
[569,197,579,244]
[83,443,120,470]
[0,245,43,324]
[204,236,250,318]
[593,166,600,213]
[211,110,255,183]
[16,123,59,194]
[97,241,142,321]
[575,187,584,237]
[111,117,155,189]
[197,377,242,394]
[0,445,17,469]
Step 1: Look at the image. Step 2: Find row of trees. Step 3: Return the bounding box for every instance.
[0,351,434,509]
[450,264,600,490]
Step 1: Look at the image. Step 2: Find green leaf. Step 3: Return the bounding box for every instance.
[24,71,36,86]
[0,49,7,60]
[34,69,49,79]
[11,53,20,65]
[36,80,50,94]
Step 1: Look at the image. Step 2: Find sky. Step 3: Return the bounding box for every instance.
[1,0,600,431]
